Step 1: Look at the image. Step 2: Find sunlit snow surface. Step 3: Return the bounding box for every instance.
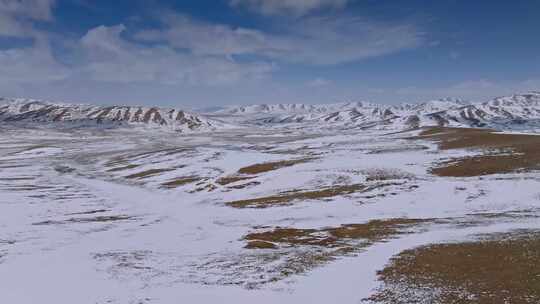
[1,123,540,304]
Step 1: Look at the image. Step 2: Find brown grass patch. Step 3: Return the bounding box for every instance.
[244,241,277,249]
[361,168,414,182]
[237,158,314,175]
[227,181,261,190]
[216,175,255,186]
[367,230,540,304]
[226,183,368,208]
[124,168,174,179]
[161,177,202,189]
[244,218,430,250]
[104,148,191,168]
[203,213,538,288]
[190,184,217,193]
[366,145,429,155]
[129,147,191,159]
[240,218,431,285]
[416,127,540,177]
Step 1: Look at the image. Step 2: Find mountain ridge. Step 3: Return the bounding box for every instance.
[0,98,228,132]
[2,91,540,132]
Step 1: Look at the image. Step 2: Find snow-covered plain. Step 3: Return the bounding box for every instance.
[1,116,540,304]
[3,93,540,303]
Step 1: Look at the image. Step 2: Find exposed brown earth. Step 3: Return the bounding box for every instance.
[416,127,540,177]
[360,168,414,182]
[244,240,277,249]
[239,218,431,284]
[237,158,314,175]
[190,183,217,193]
[161,177,202,189]
[244,218,430,250]
[125,168,175,179]
[128,147,191,159]
[366,145,429,155]
[216,158,314,189]
[226,183,369,208]
[234,213,538,287]
[104,148,191,168]
[226,181,261,190]
[215,175,255,186]
[367,230,540,304]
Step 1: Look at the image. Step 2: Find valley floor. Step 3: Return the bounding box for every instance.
[1,124,540,303]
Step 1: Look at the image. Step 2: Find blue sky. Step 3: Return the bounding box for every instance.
[1,0,539,107]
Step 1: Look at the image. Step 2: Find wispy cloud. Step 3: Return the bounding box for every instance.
[136,12,423,65]
[279,16,423,65]
[0,40,68,84]
[0,1,460,106]
[0,0,55,37]
[135,13,280,58]
[79,24,274,85]
[229,0,350,16]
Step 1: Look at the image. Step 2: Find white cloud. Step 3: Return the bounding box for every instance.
[0,39,68,84]
[0,0,55,37]
[230,0,349,16]
[135,13,281,57]
[0,3,422,104]
[0,22,274,90]
[0,0,55,20]
[0,13,24,36]
[281,16,422,65]
[79,24,274,85]
[136,13,423,65]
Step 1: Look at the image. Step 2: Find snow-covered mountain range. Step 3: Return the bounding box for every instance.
[0,98,228,132]
[2,91,540,132]
[209,92,540,130]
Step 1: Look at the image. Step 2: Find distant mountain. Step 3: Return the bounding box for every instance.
[211,101,376,115]
[0,98,229,132]
[415,92,540,129]
[207,92,540,131]
[2,92,540,132]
